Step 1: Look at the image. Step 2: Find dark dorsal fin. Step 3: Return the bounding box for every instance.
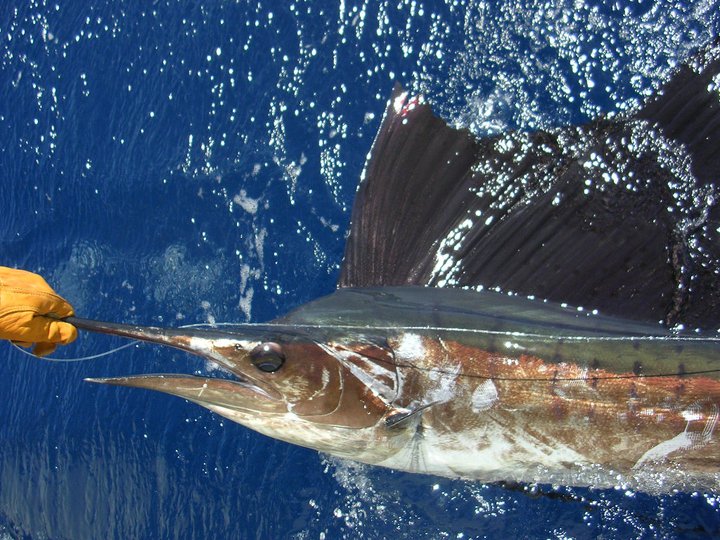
[339,41,720,329]
[339,85,481,289]
[636,38,720,187]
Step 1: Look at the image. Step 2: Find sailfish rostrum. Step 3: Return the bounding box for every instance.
[70,41,720,492]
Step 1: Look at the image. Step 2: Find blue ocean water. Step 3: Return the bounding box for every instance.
[1,1,719,538]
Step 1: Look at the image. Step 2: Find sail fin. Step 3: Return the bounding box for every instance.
[339,41,720,328]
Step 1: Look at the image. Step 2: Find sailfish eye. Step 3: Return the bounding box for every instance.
[249,342,285,373]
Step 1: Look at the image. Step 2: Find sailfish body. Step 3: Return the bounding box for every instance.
[75,41,720,492]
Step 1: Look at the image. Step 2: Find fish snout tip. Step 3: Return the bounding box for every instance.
[84,377,112,384]
[84,376,140,385]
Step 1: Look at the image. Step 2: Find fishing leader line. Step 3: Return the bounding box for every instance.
[11,340,137,362]
[13,321,239,362]
[18,319,720,381]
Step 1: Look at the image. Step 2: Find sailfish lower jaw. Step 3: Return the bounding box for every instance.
[84,374,281,412]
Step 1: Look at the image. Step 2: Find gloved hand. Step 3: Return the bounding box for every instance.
[0,266,77,356]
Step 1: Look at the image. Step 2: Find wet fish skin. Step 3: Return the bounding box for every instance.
[76,287,720,492]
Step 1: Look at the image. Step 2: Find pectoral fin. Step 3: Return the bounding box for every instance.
[384,402,437,429]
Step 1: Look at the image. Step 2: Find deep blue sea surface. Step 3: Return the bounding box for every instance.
[2,1,720,538]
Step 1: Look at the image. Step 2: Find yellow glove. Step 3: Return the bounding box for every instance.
[0,266,77,357]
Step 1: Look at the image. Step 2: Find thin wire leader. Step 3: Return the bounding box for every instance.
[10,320,228,362]
[169,322,720,343]
[12,341,137,362]
[9,320,218,362]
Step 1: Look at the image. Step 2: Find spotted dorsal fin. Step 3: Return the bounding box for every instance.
[339,41,720,329]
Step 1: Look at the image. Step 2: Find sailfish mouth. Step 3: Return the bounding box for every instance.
[84,373,279,411]
[67,316,283,406]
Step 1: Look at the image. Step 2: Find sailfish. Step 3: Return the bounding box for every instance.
[67,41,720,492]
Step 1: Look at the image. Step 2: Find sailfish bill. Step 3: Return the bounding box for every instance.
[73,39,720,492]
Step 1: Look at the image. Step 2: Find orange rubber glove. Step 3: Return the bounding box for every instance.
[0,266,77,357]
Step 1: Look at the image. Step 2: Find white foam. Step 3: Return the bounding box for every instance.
[233,189,260,214]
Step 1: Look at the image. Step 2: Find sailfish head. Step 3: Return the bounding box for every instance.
[74,317,401,458]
